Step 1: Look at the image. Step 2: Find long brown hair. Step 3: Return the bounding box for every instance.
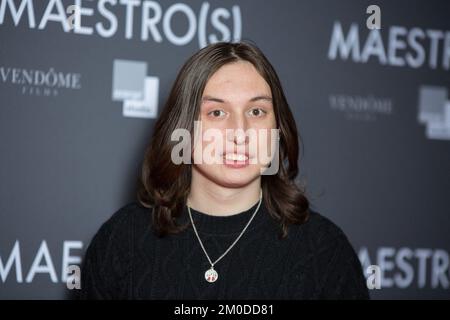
[137,41,310,239]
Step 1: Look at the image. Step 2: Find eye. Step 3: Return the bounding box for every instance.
[207,109,226,118]
[248,107,267,117]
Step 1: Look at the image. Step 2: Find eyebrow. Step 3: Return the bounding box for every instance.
[201,95,273,103]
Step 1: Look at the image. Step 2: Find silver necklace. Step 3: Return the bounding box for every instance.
[187,190,263,283]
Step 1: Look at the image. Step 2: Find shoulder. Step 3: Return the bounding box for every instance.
[81,202,153,276]
[293,209,369,299]
[100,202,152,231]
[85,202,153,254]
[78,202,152,299]
[291,208,360,266]
[299,209,349,245]
[262,206,368,299]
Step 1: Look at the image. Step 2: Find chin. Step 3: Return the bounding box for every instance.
[212,168,260,187]
[194,164,261,188]
[214,178,255,189]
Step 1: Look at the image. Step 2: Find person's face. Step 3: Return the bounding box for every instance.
[192,60,277,188]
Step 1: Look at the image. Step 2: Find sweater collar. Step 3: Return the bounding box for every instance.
[178,198,269,236]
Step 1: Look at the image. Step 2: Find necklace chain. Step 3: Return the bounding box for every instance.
[187,190,263,269]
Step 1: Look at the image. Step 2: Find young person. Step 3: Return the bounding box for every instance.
[78,41,369,300]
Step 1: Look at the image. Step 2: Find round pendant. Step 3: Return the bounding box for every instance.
[205,267,218,283]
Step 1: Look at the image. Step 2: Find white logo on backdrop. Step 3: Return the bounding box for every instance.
[418,85,450,141]
[0,0,242,48]
[0,240,82,284]
[329,93,393,121]
[328,21,450,70]
[112,59,159,119]
[0,66,81,97]
[359,247,450,289]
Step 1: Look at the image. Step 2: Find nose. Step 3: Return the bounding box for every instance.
[226,113,248,145]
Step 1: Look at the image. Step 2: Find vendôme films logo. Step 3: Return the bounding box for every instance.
[0,66,82,97]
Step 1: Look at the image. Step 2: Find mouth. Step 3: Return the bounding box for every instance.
[222,152,250,168]
[224,153,249,161]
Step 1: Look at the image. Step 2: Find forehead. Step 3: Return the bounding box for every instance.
[202,61,271,100]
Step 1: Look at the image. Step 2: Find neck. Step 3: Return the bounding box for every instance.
[187,168,262,217]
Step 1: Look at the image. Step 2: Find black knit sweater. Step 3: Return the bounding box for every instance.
[77,200,370,299]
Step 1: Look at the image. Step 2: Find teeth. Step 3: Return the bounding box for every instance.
[224,153,248,161]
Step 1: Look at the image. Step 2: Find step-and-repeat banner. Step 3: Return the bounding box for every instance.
[0,0,449,299]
